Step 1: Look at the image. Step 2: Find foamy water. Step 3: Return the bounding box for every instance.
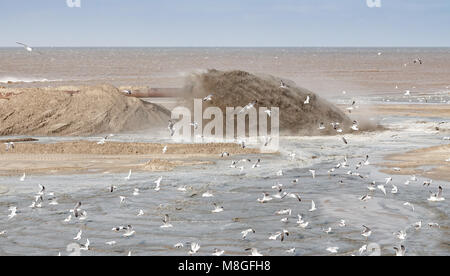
[0,112,448,256]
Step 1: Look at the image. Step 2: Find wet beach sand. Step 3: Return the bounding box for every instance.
[0,141,260,176]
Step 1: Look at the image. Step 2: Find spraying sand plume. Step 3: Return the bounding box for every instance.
[183,69,354,135]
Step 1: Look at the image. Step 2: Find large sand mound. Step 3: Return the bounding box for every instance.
[0,85,170,136]
[183,69,353,135]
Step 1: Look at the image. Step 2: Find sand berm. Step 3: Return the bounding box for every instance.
[0,70,358,136]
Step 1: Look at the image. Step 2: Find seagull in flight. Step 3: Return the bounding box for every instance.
[212,203,224,213]
[203,94,213,102]
[309,200,317,212]
[212,248,225,256]
[280,80,289,89]
[377,184,387,196]
[361,225,372,240]
[202,190,214,198]
[428,186,445,202]
[8,206,17,220]
[124,170,132,181]
[72,202,82,218]
[394,245,406,256]
[257,193,273,203]
[123,225,136,237]
[238,100,257,114]
[403,202,415,212]
[241,228,255,239]
[154,176,163,191]
[304,96,310,104]
[168,120,176,136]
[16,42,33,52]
[269,230,289,242]
[246,248,263,256]
[4,142,14,151]
[326,247,339,254]
[161,214,173,228]
[189,243,201,255]
[73,229,82,241]
[20,173,26,182]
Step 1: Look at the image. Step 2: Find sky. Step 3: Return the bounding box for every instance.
[0,0,449,47]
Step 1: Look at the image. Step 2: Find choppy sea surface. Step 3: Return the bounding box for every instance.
[1,47,450,96]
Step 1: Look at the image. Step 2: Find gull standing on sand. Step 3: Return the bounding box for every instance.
[162,145,168,154]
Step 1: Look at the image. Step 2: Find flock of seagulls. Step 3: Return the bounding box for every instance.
[3,49,448,256]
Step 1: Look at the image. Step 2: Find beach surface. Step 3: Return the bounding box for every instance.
[0,141,260,176]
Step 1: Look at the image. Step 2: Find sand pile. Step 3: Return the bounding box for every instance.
[0,85,170,136]
[183,69,353,135]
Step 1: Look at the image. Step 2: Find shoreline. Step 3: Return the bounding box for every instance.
[379,144,450,182]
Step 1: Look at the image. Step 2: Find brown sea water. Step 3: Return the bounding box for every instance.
[1,47,449,96]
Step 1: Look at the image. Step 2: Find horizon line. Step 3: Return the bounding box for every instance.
[1,45,450,48]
